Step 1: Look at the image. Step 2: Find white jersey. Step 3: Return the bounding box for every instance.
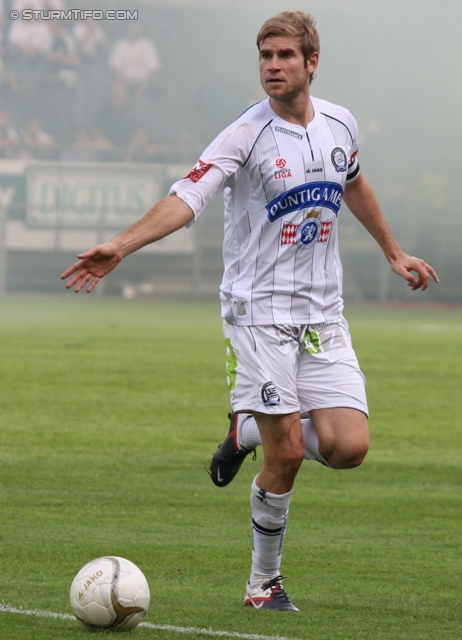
[170,96,360,326]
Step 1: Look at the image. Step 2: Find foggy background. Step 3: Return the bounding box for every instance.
[0,0,460,302]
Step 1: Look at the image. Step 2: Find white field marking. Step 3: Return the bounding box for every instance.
[417,323,450,332]
[0,604,303,640]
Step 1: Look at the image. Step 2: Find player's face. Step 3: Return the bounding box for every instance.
[259,36,318,103]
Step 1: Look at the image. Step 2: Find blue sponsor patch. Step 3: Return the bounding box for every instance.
[275,125,304,141]
[266,181,344,223]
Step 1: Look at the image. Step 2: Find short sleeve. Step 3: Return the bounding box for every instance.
[169,118,257,223]
[346,113,360,183]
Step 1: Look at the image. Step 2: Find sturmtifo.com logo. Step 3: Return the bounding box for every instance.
[9,9,138,20]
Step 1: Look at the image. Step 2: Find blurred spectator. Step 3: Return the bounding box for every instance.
[0,0,5,81]
[11,0,43,10]
[73,18,109,126]
[73,18,108,62]
[19,116,55,159]
[45,20,80,88]
[125,126,162,163]
[5,6,53,125]
[11,0,66,10]
[61,127,112,162]
[39,21,80,143]
[0,0,4,50]
[0,109,19,157]
[8,14,53,59]
[108,24,160,101]
[94,81,136,158]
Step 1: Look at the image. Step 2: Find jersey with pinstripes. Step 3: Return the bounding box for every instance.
[169,96,360,326]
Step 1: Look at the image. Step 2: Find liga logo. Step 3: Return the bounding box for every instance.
[186,159,213,183]
[274,157,292,180]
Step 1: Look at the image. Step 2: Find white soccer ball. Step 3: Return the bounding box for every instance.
[70,556,150,632]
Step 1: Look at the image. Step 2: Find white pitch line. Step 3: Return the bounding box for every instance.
[0,604,303,640]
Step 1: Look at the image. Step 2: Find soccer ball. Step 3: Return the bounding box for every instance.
[70,556,150,632]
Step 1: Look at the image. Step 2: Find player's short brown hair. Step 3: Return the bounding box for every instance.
[257,11,320,82]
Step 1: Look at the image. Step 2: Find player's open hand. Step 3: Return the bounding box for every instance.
[390,253,439,291]
[60,242,123,292]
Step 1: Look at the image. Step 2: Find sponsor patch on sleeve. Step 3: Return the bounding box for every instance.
[349,149,358,166]
[185,159,213,183]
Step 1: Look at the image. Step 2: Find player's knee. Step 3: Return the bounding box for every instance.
[284,449,305,479]
[341,442,369,468]
[269,449,305,484]
[331,439,369,469]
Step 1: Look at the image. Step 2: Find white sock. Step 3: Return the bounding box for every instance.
[240,415,261,448]
[301,417,332,468]
[249,477,292,589]
[241,416,332,468]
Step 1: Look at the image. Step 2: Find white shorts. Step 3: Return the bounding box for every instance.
[223,319,368,416]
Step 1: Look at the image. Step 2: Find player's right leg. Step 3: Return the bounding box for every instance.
[245,410,303,611]
[211,323,303,611]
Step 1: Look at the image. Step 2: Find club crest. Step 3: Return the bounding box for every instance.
[295,218,321,250]
[331,147,347,173]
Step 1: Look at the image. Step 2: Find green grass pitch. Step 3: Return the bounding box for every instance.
[0,295,461,640]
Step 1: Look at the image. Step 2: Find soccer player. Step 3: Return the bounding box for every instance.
[61,11,439,612]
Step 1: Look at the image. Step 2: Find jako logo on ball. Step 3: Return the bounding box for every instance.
[70,556,150,632]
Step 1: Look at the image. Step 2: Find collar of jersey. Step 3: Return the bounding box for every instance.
[262,96,321,132]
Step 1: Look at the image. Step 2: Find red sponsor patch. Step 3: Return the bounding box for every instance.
[349,150,358,165]
[186,159,213,183]
[281,223,298,245]
[319,220,333,243]
[276,158,287,169]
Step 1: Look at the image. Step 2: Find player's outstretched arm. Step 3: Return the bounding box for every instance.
[61,194,194,292]
[343,173,439,291]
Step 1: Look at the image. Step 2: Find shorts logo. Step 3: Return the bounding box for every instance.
[185,159,213,183]
[261,382,281,406]
[295,218,321,250]
[319,220,333,243]
[331,147,347,173]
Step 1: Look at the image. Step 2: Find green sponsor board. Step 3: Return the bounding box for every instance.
[0,160,188,227]
[26,163,168,228]
[0,174,26,220]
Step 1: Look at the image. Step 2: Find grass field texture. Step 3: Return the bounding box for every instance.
[0,295,461,640]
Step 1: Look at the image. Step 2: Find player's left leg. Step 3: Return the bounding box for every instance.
[208,412,257,487]
[310,407,369,469]
[245,411,302,612]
